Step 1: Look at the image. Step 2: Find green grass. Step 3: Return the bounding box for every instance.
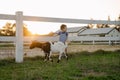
[0,44,14,47]
[0,50,120,80]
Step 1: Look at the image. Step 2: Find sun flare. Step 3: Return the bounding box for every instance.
[25,22,88,35]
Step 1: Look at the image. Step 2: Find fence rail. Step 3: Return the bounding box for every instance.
[23,16,120,24]
[0,36,119,42]
[0,37,15,41]
[68,36,120,41]
[0,14,120,25]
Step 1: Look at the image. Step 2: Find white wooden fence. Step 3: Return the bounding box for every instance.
[0,11,120,63]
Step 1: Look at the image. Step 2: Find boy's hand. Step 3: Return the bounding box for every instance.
[53,33,58,36]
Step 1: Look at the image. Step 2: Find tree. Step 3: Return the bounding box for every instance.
[0,22,32,36]
[87,18,94,28]
[104,24,110,28]
[96,24,102,28]
[96,16,111,28]
[87,24,94,29]
[115,26,120,32]
[0,22,15,36]
[23,24,32,36]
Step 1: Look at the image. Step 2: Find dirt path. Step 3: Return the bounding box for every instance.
[0,45,120,59]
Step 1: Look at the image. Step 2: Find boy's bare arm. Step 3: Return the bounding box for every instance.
[53,33,59,36]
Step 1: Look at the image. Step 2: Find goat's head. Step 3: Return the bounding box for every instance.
[29,40,42,49]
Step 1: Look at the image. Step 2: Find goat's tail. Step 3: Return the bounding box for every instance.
[49,41,53,45]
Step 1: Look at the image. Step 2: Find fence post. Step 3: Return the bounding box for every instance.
[109,40,111,45]
[15,11,23,63]
[81,41,83,44]
[93,40,95,45]
[115,40,117,45]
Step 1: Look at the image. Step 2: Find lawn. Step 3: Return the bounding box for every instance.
[0,50,120,80]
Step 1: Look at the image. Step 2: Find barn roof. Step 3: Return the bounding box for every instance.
[67,26,86,33]
[78,27,115,35]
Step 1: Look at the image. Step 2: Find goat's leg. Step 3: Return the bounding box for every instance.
[57,53,62,63]
[48,51,53,62]
[44,53,48,62]
[65,48,68,60]
[64,52,68,60]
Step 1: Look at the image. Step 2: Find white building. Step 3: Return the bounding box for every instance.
[67,26,87,37]
[78,27,120,37]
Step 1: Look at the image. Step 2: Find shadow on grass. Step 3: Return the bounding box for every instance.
[0,49,120,65]
[0,58,15,66]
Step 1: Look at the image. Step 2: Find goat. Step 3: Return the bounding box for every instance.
[29,41,68,63]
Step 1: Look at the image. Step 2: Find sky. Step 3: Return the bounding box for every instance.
[0,0,120,34]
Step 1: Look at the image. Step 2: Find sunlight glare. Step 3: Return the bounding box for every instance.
[25,21,87,35]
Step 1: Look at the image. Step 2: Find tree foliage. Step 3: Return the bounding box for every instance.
[0,22,32,36]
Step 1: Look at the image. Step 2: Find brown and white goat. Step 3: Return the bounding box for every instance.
[29,41,68,63]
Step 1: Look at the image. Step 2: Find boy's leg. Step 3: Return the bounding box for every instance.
[65,48,67,53]
[65,48,68,60]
